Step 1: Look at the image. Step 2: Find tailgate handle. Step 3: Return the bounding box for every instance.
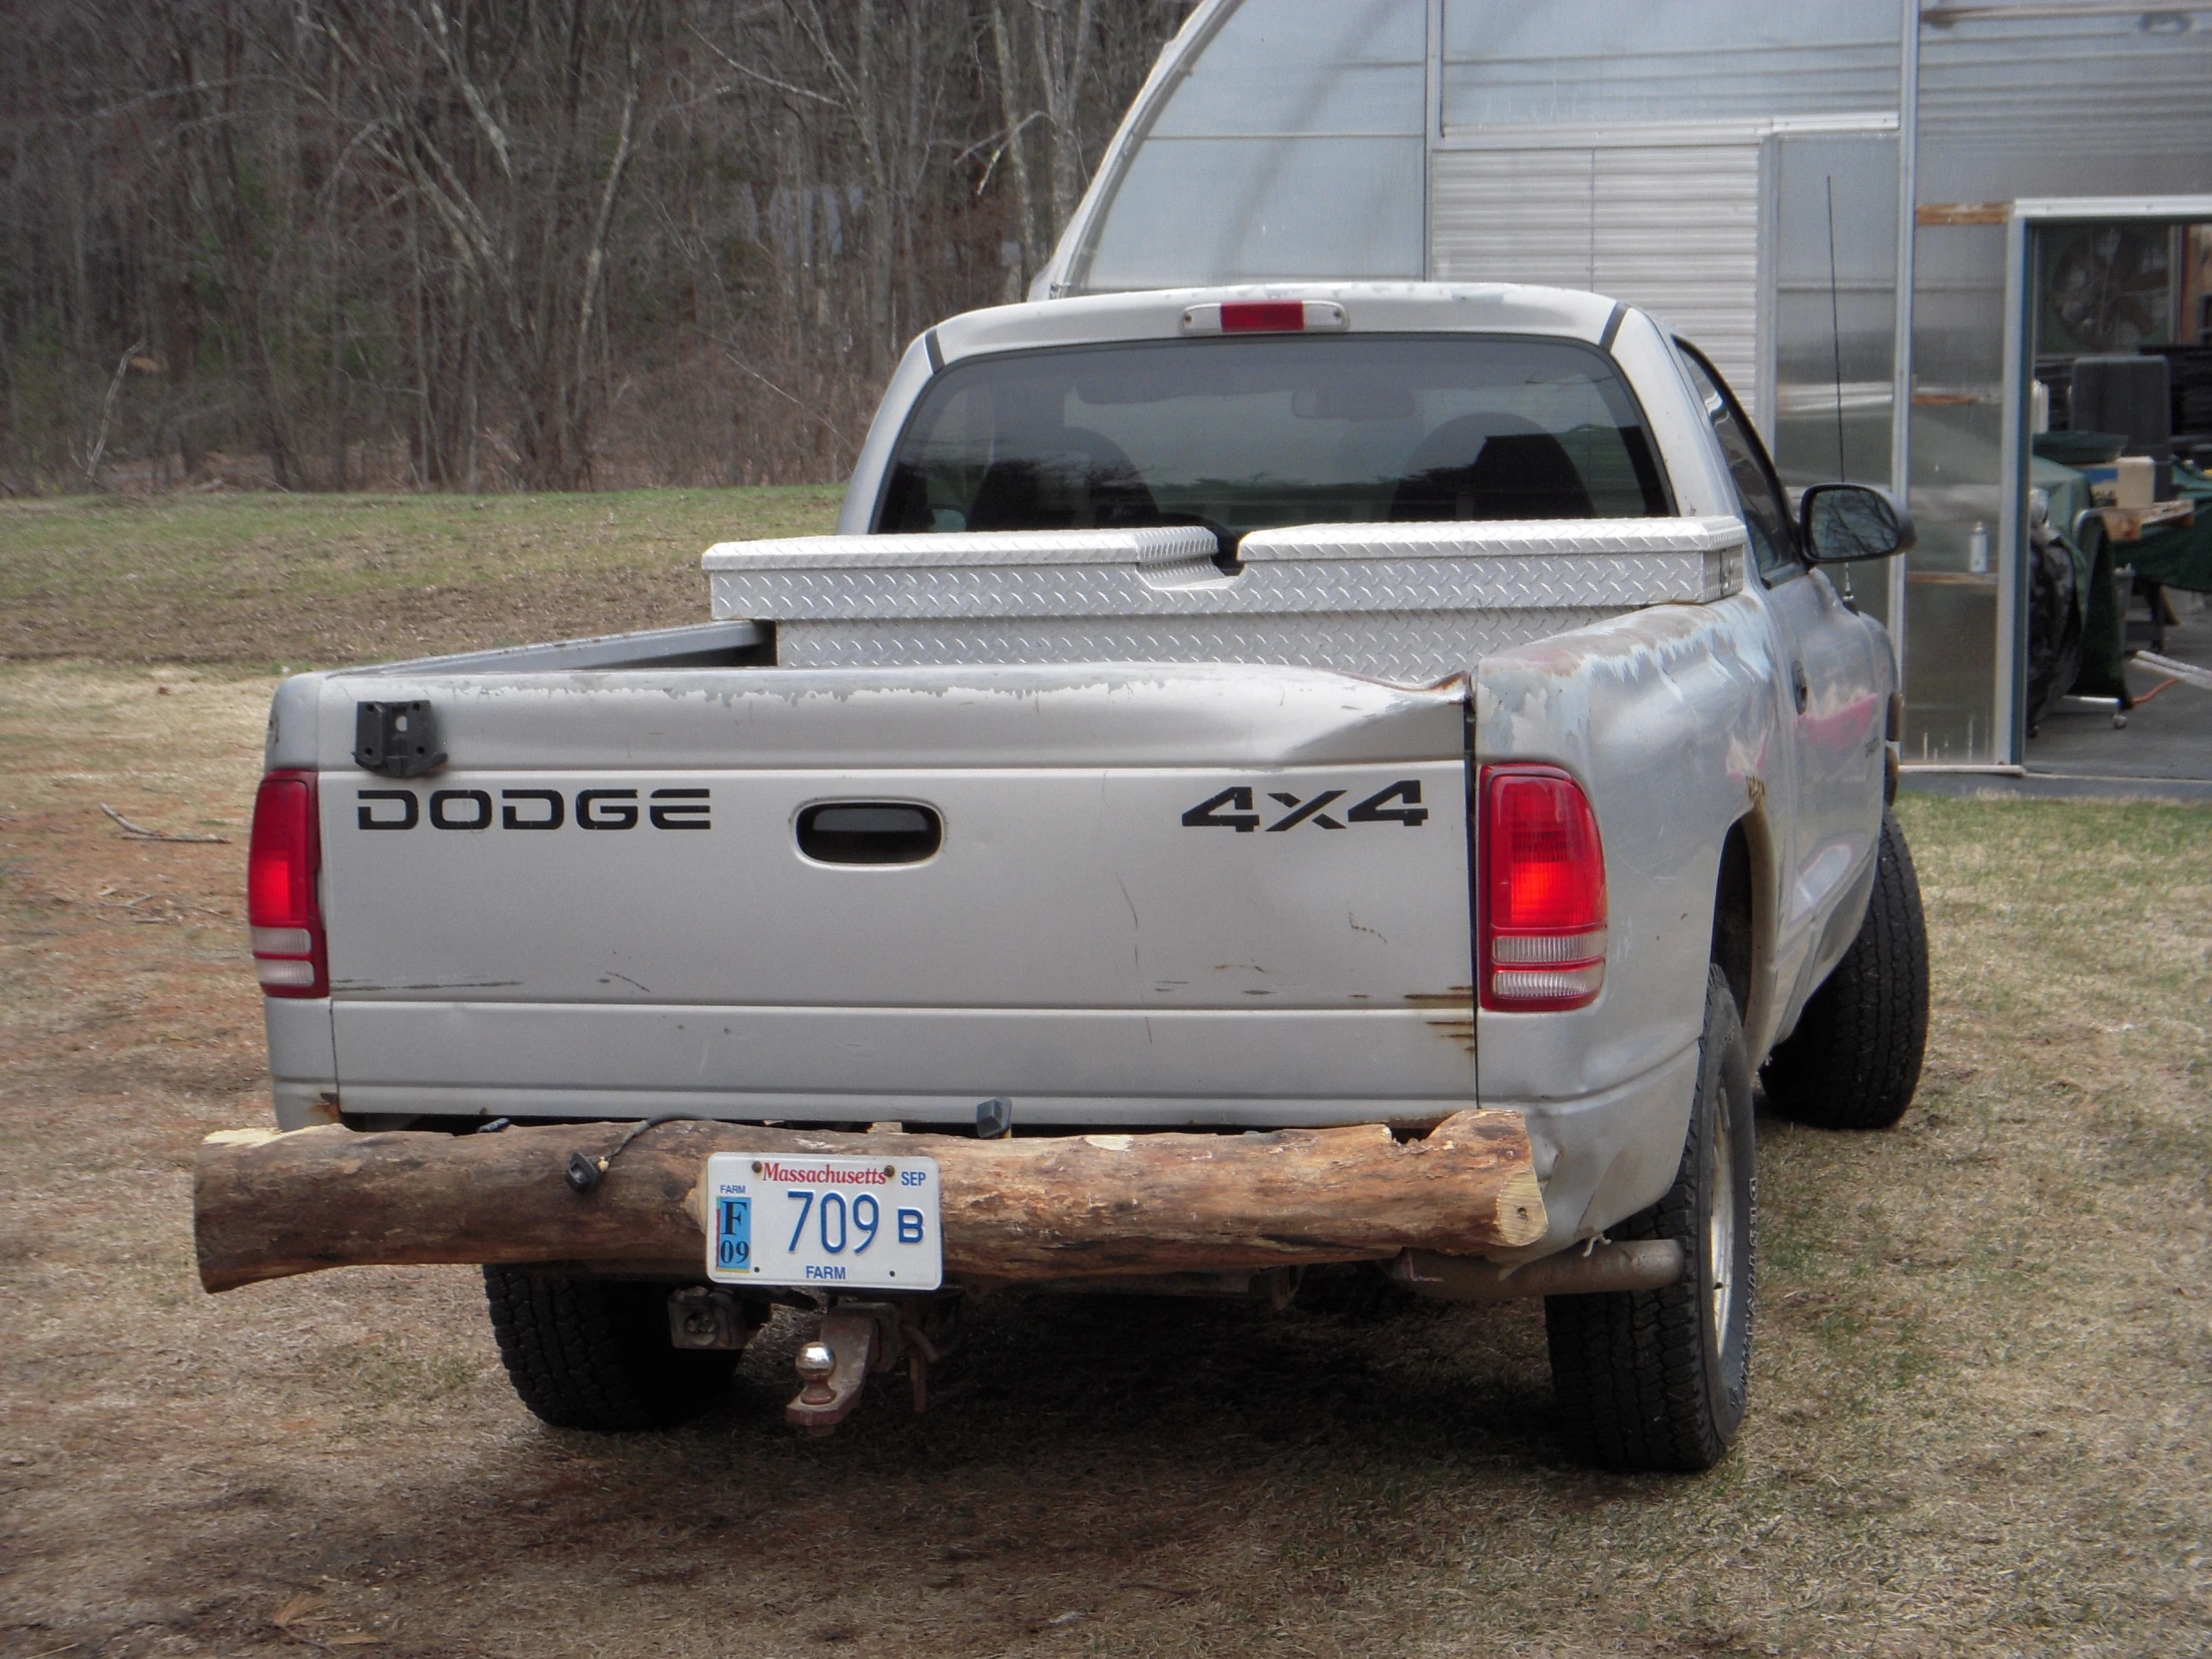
[797,803,942,865]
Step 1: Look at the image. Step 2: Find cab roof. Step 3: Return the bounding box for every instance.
[929,282,1625,365]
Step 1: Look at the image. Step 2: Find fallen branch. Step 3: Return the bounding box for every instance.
[81,338,146,489]
[194,1114,1547,1293]
[99,804,229,843]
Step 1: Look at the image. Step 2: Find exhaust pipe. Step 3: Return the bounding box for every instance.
[1390,1238,1686,1302]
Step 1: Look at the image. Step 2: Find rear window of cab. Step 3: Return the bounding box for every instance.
[876,333,1672,539]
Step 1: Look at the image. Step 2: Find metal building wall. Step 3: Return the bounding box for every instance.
[1769,131,1901,493]
[1429,0,1902,435]
[1435,1,1901,126]
[1431,133,1767,413]
[1905,6,2212,764]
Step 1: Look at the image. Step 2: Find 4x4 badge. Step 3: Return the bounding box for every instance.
[1181,779,1427,833]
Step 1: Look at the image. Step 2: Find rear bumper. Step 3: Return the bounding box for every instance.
[1485,1042,1702,1260]
[193,1112,1546,1294]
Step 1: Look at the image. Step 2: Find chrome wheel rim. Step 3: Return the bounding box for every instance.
[1707,1092,1737,1345]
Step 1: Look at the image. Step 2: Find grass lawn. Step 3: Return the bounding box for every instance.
[0,487,842,671]
[0,495,2205,1655]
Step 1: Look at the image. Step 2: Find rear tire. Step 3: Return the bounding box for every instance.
[1545,965,1756,1472]
[483,1269,740,1431]
[1761,809,1930,1131]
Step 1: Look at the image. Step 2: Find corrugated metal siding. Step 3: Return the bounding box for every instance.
[1432,36,1902,130]
[1594,144,1762,405]
[1430,149,1595,288]
[1917,18,2212,184]
[1431,136,1763,415]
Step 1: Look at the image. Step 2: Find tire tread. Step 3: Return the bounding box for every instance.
[1762,810,1930,1131]
[483,1268,736,1431]
[1546,966,1754,1472]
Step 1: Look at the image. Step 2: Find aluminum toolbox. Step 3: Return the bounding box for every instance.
[703,519,1748,682]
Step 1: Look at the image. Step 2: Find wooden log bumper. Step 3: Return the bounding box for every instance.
[193,1112,1547,1294]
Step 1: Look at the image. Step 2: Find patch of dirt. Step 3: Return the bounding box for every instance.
[2,668,2208,1657]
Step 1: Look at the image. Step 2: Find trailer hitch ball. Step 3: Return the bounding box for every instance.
[796,1342,838,1406]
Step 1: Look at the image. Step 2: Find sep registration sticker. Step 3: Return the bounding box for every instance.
[704,1152,942,1292]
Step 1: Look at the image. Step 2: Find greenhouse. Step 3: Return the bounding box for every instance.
[1037,0,2212,765]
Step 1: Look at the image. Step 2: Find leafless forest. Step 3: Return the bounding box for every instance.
[0,0,1191,494]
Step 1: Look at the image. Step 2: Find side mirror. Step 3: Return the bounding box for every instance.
[1799,483,1915,563]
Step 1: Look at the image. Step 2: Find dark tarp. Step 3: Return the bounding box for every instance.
[2039,460,2212,703]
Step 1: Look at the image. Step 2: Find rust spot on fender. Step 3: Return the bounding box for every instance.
[1426,1021,1475,1052]
[1403,987,1474,1007]
[1406,988,1475,1053]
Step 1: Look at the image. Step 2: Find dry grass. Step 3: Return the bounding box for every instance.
[0,488,841,670]
[0,650,2206,1655]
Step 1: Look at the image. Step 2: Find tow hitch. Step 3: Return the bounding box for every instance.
[786,1294,962,1436]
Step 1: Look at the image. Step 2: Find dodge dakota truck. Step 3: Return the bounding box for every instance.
[200,282,1930,1471]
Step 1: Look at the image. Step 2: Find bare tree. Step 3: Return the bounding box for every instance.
[1030,0,1096,241]
[0,0,1194,493]
[314,0,654,488]
[989,0,1043,286]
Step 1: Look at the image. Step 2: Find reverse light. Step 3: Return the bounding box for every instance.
[1479,766,1607,1011]
[249,770,326,997]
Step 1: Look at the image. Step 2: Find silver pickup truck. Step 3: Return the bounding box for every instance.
[211,282,1928,1471]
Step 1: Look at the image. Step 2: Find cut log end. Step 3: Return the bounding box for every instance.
[1492,1167,1549,1250]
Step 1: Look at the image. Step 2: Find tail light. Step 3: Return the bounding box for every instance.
[1479,766,1607,1011]
[249,770,326,996]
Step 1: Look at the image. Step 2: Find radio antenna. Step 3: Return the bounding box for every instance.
[1826,175,1848,480]
[1825,175,1857,607]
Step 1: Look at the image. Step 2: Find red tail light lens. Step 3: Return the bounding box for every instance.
[1181,300,1347,336]
[1220,300,1306,333]
[248,770,326,996]
[1480,766,1607,1011]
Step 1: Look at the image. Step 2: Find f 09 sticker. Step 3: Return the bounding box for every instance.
[1181,779,1427,833]
[355,788,710,831]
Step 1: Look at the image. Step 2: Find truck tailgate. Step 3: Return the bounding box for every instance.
[306,663,1474,1127]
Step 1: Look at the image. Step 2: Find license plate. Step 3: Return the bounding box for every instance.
[704,1152,942,1292]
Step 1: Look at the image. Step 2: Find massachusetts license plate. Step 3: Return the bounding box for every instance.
[704,1152,943,1292]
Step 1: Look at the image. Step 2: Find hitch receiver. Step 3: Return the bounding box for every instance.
[785,1297,959,1436]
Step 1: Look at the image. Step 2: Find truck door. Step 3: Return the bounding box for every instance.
[1676,344,1886,980]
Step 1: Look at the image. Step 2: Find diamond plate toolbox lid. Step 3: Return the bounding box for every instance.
[702,518,1746,627]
